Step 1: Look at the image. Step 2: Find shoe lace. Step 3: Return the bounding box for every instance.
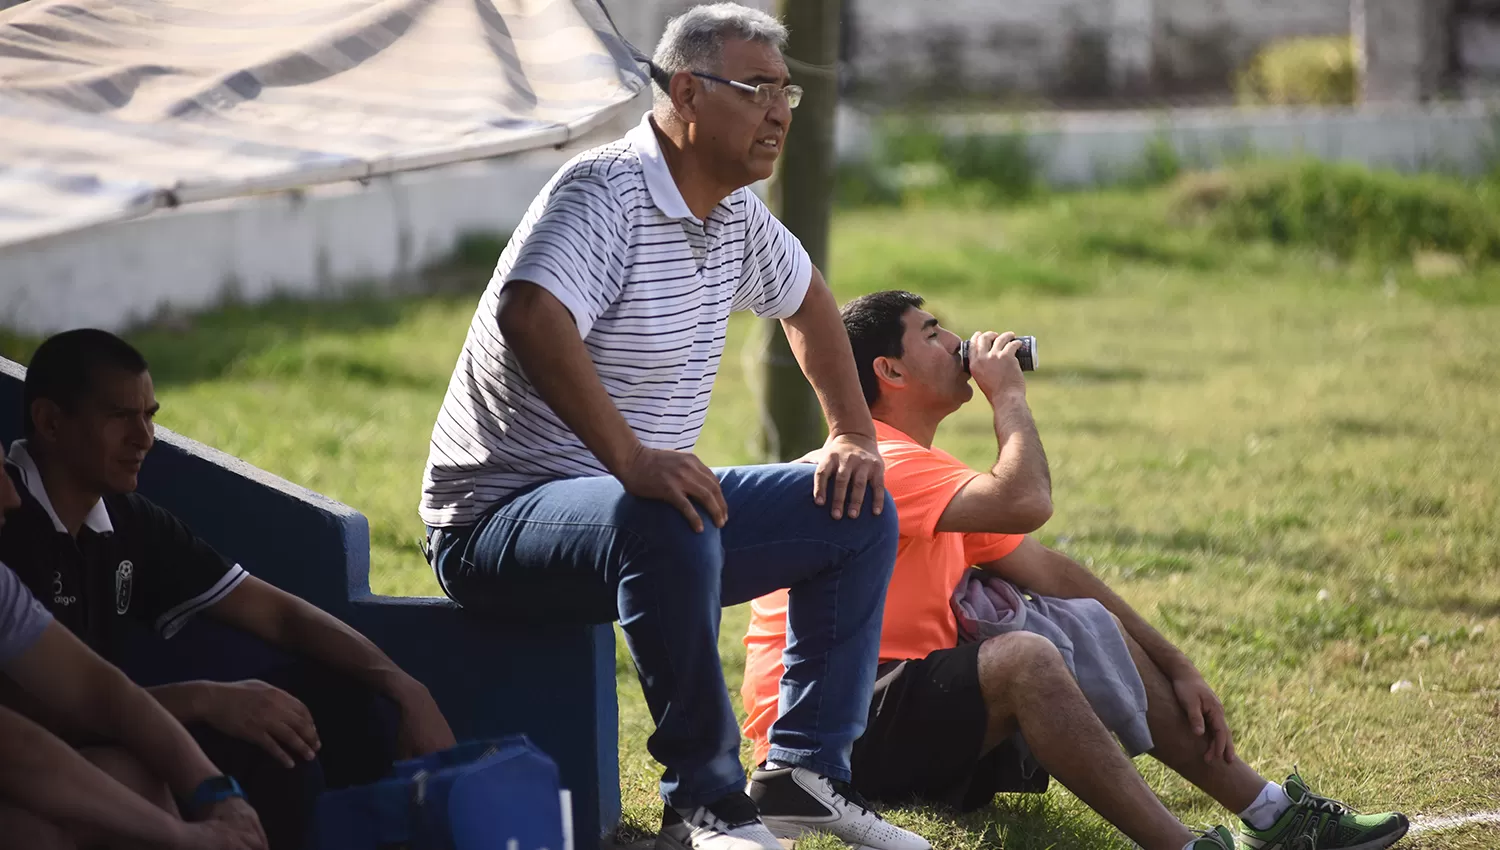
[1285,770,1359,850]
[1299,789,1356,817]
[826,777,881,820]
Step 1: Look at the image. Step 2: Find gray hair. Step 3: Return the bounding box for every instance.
[650,3,788,113]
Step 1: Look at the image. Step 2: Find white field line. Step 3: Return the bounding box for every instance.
[1410,809,1500,833]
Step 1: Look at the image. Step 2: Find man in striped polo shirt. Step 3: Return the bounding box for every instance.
[419,5,928,850]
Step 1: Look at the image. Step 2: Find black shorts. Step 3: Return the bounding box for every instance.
[849,641,1050,812]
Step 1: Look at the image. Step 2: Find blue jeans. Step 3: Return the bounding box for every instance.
[427,463,897,808]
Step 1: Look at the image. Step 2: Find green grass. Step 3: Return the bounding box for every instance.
[6,187,1500,848]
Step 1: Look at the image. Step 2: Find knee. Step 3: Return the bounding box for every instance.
[870,491,898,541]
[617,496,721,571]
[978,632,1068,690]
[1107,611,1125,637]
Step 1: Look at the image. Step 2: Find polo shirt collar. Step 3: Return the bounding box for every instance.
[627,112,700,222]
[6,439,113,535]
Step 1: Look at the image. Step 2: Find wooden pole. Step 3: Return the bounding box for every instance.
[758,0,840,461]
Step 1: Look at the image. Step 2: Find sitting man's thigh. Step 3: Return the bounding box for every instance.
[852,643,1048,810]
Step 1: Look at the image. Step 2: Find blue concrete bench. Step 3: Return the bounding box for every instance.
[0,356,620,845]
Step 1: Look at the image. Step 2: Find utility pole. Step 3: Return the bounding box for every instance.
[758,0,840,461]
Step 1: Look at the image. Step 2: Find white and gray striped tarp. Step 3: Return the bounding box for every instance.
[0,0,647,250]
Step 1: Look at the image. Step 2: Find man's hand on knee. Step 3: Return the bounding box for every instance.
[618,446,728,533]
[811,433,886,520]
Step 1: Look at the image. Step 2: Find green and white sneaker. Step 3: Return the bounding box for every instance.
[1187,825,1237,849]
[1239,773,1409,850]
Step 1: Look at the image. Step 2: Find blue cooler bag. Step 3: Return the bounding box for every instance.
[312,735,571,850]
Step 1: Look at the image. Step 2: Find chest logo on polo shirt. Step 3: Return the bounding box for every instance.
[115,560,134,615]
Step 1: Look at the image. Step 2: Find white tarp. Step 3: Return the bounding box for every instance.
[0,0,647,249]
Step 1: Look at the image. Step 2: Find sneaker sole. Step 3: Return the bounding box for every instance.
[763,819,927,850]
[1243,821,1410,850]
[1340,821,1410,850]
[655,832,793,850]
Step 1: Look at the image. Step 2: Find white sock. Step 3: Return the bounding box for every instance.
[1238,781,1293,830]
[762,759,789,771]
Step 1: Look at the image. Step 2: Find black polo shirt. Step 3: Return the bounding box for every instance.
[1,441,247,660]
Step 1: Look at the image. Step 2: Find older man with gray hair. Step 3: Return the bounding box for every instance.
[419,5,929,850]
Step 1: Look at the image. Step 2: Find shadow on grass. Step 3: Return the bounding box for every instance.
[895,792,1126,850]
[1325,416,1434,440]
[1421,592,1500,620]
[1031,366,1151,384]
[1,286,486,390]
[1069,522,1346,572]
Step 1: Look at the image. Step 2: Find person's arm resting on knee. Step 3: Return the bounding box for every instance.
[100,496,454,763]
[977,539,1236,764]
[780,268,888,520]
[0,564,266,849]
[498,280,732,533]
[200,577,457,759]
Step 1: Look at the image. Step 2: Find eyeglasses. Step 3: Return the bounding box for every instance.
[691,71,803,109]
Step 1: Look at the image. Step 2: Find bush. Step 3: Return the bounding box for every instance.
[833,158,902,207]
[1171,160,1500,262]
[834,123,1046,208]
[1236,37,1358,107]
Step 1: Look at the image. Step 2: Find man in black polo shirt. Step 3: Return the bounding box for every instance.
[2,329,457,849]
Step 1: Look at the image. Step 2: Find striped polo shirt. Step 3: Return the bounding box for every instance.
[419,112,813,528]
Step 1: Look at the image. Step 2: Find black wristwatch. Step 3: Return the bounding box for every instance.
[180,775,245,819]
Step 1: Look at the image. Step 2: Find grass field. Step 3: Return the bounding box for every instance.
[6,187,1498,848]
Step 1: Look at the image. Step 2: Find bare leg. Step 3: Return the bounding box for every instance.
[0,802,75,850]
[75,747,178,849]
[978,632,1195,850]
[1122,631,1268,813]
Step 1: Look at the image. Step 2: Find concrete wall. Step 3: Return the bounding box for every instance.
[1355,0,1453,102]
[837,0,1350,102]
[954,101,1500,188]
[601,0,1351,102]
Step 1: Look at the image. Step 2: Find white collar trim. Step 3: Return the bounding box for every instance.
[626,112,699,222]
[6,440,114,535]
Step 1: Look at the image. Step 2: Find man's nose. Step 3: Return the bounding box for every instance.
[766,96,791,128]
[131,416,154,447]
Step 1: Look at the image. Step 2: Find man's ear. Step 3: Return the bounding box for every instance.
[29,398,64,441]
[669,71,702,124]
[873,356,905,392]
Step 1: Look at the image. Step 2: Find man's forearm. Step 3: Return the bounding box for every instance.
[988,389,1051,505]
[6,627,220,798]
[996,545,1192,675]
[0,705,187,845]
[499,281,644,474]
[95,675,221,797]
[780,270,878,441]
[147,681,214,724]
[276,603,416,699]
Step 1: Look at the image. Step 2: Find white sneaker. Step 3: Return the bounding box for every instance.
[747,766,931,850]
[655,791,782,850]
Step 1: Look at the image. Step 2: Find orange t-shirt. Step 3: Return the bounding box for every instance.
[740,420,1024,764]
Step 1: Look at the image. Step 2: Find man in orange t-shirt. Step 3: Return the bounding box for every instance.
[740,292,1409,850]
